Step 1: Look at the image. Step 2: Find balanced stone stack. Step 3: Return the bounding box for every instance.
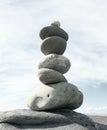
[27,21,83,111]
[0,22,107,130]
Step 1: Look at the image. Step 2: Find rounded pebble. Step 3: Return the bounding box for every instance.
[38,54,71,74]
[38,68,67,84]
[41,36,67,55]
[51,21,60,27]
[39,26,68,41]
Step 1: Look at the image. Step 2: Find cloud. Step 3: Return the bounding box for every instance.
[0,0,107,113]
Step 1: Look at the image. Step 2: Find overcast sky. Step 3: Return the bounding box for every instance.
[0,0,107,115]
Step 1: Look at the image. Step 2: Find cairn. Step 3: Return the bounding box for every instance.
[27,21,83,111]
[0,21,106,130]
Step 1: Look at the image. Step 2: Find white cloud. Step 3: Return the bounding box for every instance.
[0,0,107,114]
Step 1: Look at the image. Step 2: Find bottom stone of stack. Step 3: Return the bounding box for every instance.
[27,82,83,111]
[0,109,106,130]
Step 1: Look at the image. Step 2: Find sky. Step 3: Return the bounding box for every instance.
[0,0,107,115]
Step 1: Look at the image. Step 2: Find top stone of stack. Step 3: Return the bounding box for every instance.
[39,21,69,41]
[39,21,68,55]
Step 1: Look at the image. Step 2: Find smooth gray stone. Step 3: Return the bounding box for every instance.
[0,123,19,130]
[38,68,67,84]
[0,123,95,130]
[0,123,106,130]
[38,54,71,74]
[41,36,67,55]
[0,109,94,125]
[39,26,68,41]
[27,82,83,111]
[51,21,60,27]
[0,109,107,130]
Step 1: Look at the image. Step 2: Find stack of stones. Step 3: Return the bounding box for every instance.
[27,21,83,111]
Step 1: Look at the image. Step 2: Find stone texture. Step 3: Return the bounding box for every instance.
[38,54,71,74]
[0,109,92,125]
[0,109,107,130]
[41,36,67,55]
[38,68,67,84]
[27,82,83,111]
[91,116,107,125]
[39,26,68,41]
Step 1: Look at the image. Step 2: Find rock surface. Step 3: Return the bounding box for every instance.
[39,25,68,41]
[27,82,83,111]
[41,36,67,55]
[38,54,71,74]
[0,109,107,130]
[38,68,67,84]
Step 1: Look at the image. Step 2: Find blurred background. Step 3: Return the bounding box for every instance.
[0,0,107,115]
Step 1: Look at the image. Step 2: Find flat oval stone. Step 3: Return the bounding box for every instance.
[38,68,67,84]
[0,109,97,130]
[27,82,83,111]
[38,54,71,74]
[39,26,68,41]
[41,36,67,55]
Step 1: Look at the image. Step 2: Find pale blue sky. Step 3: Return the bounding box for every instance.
[0,0,107,115]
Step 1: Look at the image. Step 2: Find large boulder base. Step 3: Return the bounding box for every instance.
[27,82,83,111]
[0,109,107,130]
